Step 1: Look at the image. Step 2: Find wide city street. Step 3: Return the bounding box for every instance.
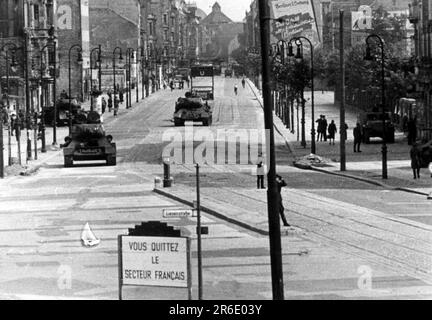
[1,76,431,300]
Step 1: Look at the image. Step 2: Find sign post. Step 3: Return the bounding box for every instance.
[118,222,191,300]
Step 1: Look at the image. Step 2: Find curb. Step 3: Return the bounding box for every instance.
[19,147,63,176]
[292,162,430,197]
[153,188,270,236]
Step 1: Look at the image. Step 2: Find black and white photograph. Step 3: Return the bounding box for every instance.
[0,0,432,304]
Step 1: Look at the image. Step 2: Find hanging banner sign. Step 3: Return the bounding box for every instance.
[270,0,320,47]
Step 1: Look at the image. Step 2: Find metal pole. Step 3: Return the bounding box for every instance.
[258,0,285,300]
[113,51,116,101]
[90,49,94,112]
[69,47,72,135]
[196,164,203,300]
[40,47,46,153]
[340,10,346,171]
[301,88,306,148]
[381,39,388,179]
[24,30,32,162]
[98,45,102,95]
[310,43,316,154]
[6,49,12,166]
[52,41,57,146]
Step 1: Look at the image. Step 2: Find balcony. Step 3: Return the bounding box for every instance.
[408,2,420,24]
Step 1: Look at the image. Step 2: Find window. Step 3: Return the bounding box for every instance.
[149,21,154,36]
[163,14,168,25]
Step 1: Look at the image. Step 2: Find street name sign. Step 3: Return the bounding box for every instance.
[163,209,197,218]
[120,236,189,288]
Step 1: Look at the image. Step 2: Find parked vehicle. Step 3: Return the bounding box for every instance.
[61,111,116,167]
[358,111,395,143]
[173,95,212,127]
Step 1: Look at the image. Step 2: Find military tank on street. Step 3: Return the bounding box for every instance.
[61,111,116,167]
[173,92,213,126]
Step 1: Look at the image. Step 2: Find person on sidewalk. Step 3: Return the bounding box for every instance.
[101,97,107,114]
[114,97,119,117]
[322,116,328,142]
[256,153,265,189]
[353,123,363,153]
[407,117,417,146]
[316,115,324,141]
[276,175,290,227]
[242,78,246,89]
[328,120,337,145]
[120,90,125,105]
[108,95,113,113]
[410,143,422,179]
[234,84,238,96]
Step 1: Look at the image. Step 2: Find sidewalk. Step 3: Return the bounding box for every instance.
[248,81,432,197]
[1,83,153,178]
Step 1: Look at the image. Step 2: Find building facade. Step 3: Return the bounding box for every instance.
[1,0,57,114]
[408,0,432,140]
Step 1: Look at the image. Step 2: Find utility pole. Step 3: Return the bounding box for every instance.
[258,0,285,300]
[196,164,203,300]
[24,29,32,162]
[340,10,346,171]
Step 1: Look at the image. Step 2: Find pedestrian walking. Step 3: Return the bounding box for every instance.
[343,123,349,141]
[328,120,337,145]
[410,143,422,179]
[276,175,290,227]
[407,117,417,146]
[119,90,124,105]
[256,153,265,189]
[242,78,246,89]
[234,84,238,95]
[170,80,174,91]
[322,116,328,142]
[108,96,113,113]
[114,97,119,117]
[101,97,107,114]
[353,123,363,153]
[316,115,324,141]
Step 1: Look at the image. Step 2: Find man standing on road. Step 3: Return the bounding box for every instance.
[353,123,363,153]
[256,153,265,189]
[242,78,246,89]
[114,97,119,117]
[276,175,290,227]
[234,84,238,95]
[328,120,337,145]
[410,143,422,179]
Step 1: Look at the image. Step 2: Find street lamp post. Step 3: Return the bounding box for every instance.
[90,45,102,112]
[39,43,54,153]
[1,43,19,170]
[112,47,123,103]
[365,34,388,179]
[288,37,316,154]
[126,48,134,109]
[288,40,307,149]
[68,45,83,135]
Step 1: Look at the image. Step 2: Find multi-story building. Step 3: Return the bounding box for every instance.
[200,2,244,63]
[1,0,57,114]
[408,0,432,140]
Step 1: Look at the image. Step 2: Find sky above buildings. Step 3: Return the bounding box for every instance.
[196,0,251,22]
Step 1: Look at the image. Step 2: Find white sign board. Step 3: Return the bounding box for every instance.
[163,209,197,218]
[121,236,188,288]
[352,5,372,30]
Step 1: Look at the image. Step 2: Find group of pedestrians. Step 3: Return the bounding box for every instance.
[316,115,344,146]
[234,78,247,96]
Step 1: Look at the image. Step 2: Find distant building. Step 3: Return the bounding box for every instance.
[200,2,244,62]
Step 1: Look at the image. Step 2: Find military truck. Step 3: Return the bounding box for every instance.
[173,93,212,126]
[358,111,395,144]
[61,111,116,167]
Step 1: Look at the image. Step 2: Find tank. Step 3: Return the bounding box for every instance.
[61,111,116,167]
[358,111,395,144]
[43,98,81,127]
[173,95,213,126]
